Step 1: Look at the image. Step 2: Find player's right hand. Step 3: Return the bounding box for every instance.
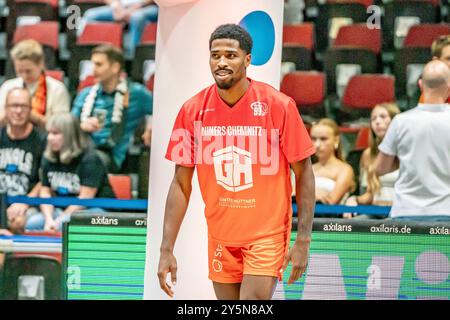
[157,251,178,298]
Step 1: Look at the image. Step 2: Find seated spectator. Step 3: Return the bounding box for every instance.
[375,60,450,221]
[72,45,153,173]
[310,118,355,205]
[0,88,46,234]
[0,40,70,128]
[26,113,113,232]
[344,103,400,219]
[419,35,450,103]
[78,0,159,57]
[432,35,450,69]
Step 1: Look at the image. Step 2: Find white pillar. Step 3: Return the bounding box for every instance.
[144,0,284,300]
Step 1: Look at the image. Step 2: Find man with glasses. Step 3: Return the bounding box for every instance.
[0,87,46,234]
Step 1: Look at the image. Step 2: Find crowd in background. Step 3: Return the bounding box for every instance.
[1,2,450,236]
[0,39,153,234]
[294,34,450,222]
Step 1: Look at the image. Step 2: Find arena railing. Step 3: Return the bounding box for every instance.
[3,195,391,217]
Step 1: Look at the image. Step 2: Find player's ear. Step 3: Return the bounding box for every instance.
[245,53,251,68]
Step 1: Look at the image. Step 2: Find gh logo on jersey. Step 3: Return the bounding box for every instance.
[213,146,253,192]
[251,101,268,116]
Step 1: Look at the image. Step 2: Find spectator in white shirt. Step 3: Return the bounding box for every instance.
[375,60,450,221]
[0,40,70,129]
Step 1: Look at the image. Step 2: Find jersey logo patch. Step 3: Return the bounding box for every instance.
[250,101,268,116]
[213,146,253,192]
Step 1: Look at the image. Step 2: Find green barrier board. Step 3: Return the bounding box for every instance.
[64,214,450,300]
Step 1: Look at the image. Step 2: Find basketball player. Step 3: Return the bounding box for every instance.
[158,24,316,300]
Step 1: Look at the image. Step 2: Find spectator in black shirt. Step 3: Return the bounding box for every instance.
[26,113,113,232]
[0,87,45,234]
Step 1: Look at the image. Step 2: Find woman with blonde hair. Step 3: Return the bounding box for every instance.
[344,103,400,218]
[310,118,355,205]
[0,39,70,128]
[25,113,113,231]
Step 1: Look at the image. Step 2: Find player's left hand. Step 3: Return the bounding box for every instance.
[281,239,310,284]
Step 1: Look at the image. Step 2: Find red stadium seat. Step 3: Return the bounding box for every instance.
[323,47,379,96]
[64,0,109,53]
[354,126,371,150]
[280,71,326,123]
[343,124,370,184]
[283,23,314,48]
[282,23,315,70]
[403,24,450,48]
[12,21,59,51]
[281,71,325,105]
[140,22,158,44]
[316,2,368,51]
[146,74,155,92]
[342,74,396,110]
[329,25,382,98]
[338,74,395,123]
[108,174,132,200]
[77,75,97,92]
[333,23,382,55]
[6,0,59,47]
[77,22,123,48]
[45,70,65,83]
[383,0,438,50]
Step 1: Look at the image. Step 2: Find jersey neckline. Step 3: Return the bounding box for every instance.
[213,78,253,113]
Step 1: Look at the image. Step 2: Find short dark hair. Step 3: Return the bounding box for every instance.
[209,24,253,54]
[92,44,124,70]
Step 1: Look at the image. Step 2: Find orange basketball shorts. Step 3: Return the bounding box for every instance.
[207,233,289,283]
